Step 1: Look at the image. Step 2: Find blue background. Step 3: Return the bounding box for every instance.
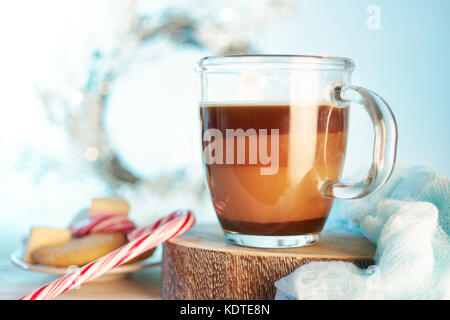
[256,0,450,177]
[0,0,448,244]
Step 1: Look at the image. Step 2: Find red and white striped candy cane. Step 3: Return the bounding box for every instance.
[69,214,136,238]
[20,209,195,300]
[127,210,181,241]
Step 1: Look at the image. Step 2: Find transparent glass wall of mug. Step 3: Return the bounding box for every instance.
[197,55,397,248]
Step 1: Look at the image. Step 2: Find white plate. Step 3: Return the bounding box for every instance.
[10,245,162,281]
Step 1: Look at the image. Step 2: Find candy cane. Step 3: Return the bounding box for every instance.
[127,210,180,241]
[20,210,195,300]
[69,214,136,238]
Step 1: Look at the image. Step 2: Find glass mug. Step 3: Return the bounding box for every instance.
[196,55,397,248]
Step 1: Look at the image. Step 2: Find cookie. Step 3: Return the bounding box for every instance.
[24,227,72,264]
[89,198,130,218]
[33,232,128,267]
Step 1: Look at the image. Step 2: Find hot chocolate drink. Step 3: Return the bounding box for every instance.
[200,103,348,235]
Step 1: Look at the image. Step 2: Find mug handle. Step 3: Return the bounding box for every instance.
[322,84,398,199]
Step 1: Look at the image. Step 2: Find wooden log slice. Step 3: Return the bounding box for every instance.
[162,223,375,300]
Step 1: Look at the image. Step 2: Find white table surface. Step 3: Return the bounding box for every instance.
[0,260,162,300]
[0,230,162,300]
